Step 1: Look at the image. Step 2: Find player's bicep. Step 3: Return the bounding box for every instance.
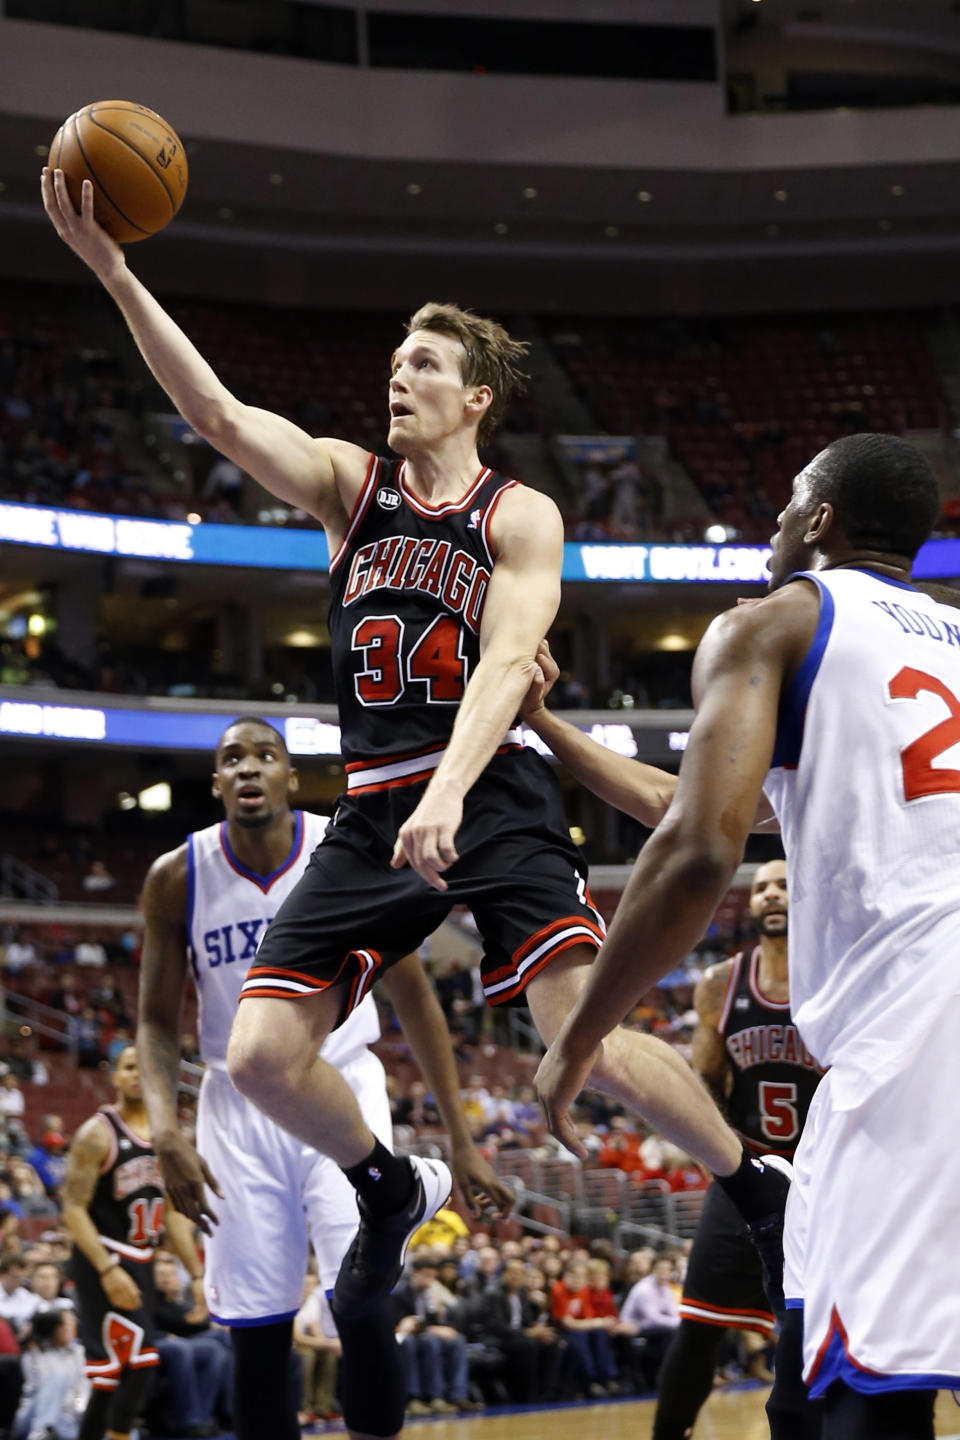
[669,616,784,852]
[138,856,189,1028]
[63,1119,108,1207]
[479,494,563,663]
[210,405,362,524]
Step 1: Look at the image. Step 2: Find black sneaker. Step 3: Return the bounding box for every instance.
[332,1155,452,1319]
[745,1154,793,1317]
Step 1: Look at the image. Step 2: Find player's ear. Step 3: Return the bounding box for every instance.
[288,767,300,795]
[805,501,833,544]
[211,770,221,800]
[467,385,493,423]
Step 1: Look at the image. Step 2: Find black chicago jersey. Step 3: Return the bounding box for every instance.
[70,1107,164,1386]
[720,946,823,1158]
[328,456,518,764]
[678,951,824,1334]
[86,1105,165,1252]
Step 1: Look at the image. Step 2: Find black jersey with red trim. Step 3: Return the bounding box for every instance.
[328,455,519,764]
[88,1107,165,1259]
[719,947,824,1159]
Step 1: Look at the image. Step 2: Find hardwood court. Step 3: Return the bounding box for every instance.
[396,1388,960,1439]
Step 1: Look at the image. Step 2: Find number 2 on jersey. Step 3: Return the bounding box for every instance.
[889,665,960,801]
[353,615,468,706]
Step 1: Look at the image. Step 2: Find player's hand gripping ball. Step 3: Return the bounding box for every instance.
[48,101,187,243]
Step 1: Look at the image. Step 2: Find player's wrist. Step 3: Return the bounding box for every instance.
[97,1255,121,1279]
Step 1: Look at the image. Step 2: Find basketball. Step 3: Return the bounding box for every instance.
[48,101,188,244]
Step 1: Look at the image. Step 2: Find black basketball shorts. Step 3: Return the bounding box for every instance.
[241,747,604,1022]
[70,1248,159,1390]
[679,1181,776,1336]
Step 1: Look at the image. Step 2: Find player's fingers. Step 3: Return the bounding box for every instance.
[390,837,408,870]
[436,832,459,867]
[418,860,448,893]
[81,177,95,221]
[40,170,69,235]
[200,1158,225,1199]
[53,168,76,222]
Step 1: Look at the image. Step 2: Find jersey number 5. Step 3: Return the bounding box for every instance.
[353,615,468,706]
[889,666,960,801]
[759,1081,799,1143]
[127,1196,164,1247]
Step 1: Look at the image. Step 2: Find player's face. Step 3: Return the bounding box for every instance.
[213,725,297,829]
[750,860,788,937]
[112,1046,142,1101]
[388,330,486,454]
[767,465,819,590]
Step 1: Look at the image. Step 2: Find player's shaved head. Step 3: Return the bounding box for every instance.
[216,716,287,759]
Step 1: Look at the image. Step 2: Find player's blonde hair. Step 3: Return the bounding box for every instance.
[404,302,530,443]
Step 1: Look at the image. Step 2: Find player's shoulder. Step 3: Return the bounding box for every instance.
[694,958,737,1021]
[70,1110,112,1160]
[486,481,563,556]
[140,842,189,919]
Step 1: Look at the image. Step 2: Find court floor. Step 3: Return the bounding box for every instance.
[387,1387,960,1440]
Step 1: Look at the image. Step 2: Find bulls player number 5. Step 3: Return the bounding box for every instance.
[127,1194,164,1246]
[353,615,468,706]
[888,665,960,801]
[758,1080,799,1143]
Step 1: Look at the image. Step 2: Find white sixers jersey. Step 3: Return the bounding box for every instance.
[764,568,960,1109]
[186,810,380,1069]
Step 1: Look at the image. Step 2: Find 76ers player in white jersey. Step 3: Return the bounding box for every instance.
[137,717,511,1440]
[536,432,958,1440]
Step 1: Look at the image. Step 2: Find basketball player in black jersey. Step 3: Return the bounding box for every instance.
[652,859,824,1440]
[43,174,790,1351]
[62,1046,202,1440]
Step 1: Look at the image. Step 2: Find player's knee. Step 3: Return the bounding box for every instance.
[226,1021,295,1102]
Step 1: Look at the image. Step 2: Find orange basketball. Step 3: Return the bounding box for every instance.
[48,101,188,244]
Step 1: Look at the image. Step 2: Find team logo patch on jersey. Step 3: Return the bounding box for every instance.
[467,508,483,530]
[376,488,401,511]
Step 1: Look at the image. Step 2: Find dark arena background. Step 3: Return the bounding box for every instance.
[1,2,960,1436]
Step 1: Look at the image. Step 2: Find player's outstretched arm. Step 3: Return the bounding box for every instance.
[62,1118,143,1312]
[40,168,368,526]
[138,849,223,1235]
[392,487,564,890]
[523,637,778,833]
[534,584,818,1143]
[379,954,514,1218]
[522,639,678,826]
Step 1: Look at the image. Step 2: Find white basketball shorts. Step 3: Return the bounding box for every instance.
[196,1048,392,1326]
[784,991,960,1397]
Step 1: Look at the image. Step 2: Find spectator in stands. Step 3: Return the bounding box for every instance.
[72,939,106,968]
[293,1274,341,1426]
[394,1256,474,1417]
[29,1262,72,1316]
[406,1206,470,1254]
[2,934,37,977]
[13,1306,86,1439]
[68,1009,103,1070]
[618,1254,681,1388]
[26,1130,66,1198]
[150,1253,233,1438]
[0,1256,38,1342]
[0,1078,24,1122]
[47,978,84,1021]
[80,862,114,895]
[468,1257,561,1403]
[10,1165,58,1221]
[597,1116,646,1176]
[4,1038,47,1087]
[550,1256,619,1397]
[106,1025,133,1068]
